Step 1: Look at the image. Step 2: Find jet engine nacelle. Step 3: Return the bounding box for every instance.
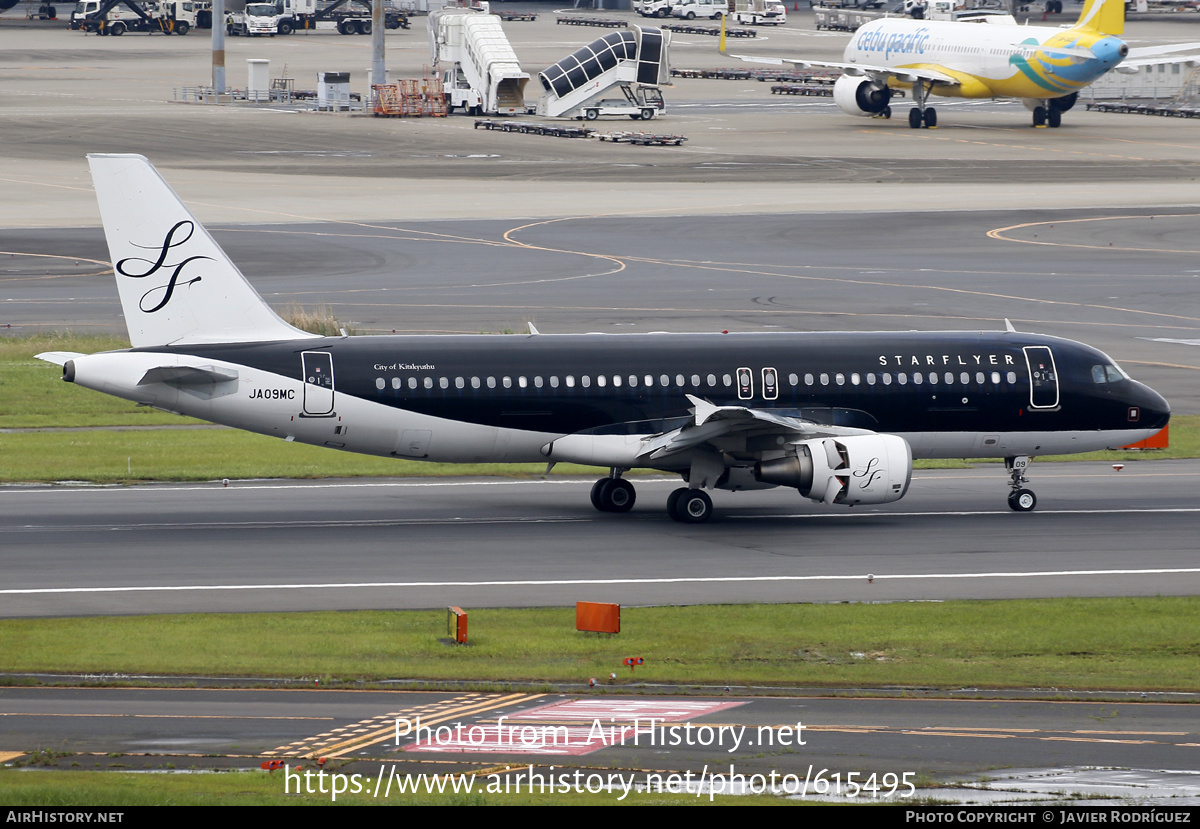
[754,434,912,505]
[833,75,892,117]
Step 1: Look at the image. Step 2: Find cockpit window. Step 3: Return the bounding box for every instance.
[1091,364,1126,384]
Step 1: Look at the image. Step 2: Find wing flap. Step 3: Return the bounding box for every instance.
[636,395,872,462]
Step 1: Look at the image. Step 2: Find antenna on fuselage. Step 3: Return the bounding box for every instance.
[1004,318,1018,333]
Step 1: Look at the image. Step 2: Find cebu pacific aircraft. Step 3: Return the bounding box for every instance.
[729,0,1195,128]
[37,155,1169,522]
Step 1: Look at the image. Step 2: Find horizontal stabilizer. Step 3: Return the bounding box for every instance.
[35,351,86,366]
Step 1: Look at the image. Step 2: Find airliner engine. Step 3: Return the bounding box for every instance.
[754,434,912,505]
[832,75,892,117]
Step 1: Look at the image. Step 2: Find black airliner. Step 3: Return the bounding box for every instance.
[37,155,1170,522]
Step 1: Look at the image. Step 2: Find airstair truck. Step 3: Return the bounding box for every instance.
[430,8,529,115]
[536,25,671,121]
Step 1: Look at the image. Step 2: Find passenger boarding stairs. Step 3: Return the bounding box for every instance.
[536,25,671,118]
[430,9,529,115]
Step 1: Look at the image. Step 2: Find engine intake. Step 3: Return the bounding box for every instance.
[754,434,912,505]
[833,75,892,117]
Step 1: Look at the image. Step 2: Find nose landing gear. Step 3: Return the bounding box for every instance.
[1005,455,1037,512]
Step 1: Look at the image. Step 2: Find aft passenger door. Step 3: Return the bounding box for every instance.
[301,351,335,416]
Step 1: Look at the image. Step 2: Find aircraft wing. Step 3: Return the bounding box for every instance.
[726,53,961,87]
[637,394,873,462]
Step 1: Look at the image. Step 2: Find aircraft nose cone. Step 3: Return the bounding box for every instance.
[1133,383,1171,431]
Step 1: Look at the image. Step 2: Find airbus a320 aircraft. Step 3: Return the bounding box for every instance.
[729,0,1196,129]
[38,155,1168,522]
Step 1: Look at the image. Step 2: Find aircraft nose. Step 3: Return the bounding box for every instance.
[1131,382,1170,431]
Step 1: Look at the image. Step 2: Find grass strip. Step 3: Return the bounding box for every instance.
[0,769,780,806]
[3,599,1199,691]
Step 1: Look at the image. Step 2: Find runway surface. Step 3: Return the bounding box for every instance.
[4,686,1199,801]
[3,460,1199,617]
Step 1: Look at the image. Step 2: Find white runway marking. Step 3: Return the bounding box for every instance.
[6,568,1200,597]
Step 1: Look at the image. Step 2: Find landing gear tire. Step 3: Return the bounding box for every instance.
[923,107,937,128]
[670,489,713,524]
[590,479,608,511]
[1033,105,1047,127]
[1047,107,1062,128]
[591,478,636,513]
[667,487,686,518]
[603,479,636,513]
[882,105,892,119]
[908,107,923,129]
[1008,489,1037,512]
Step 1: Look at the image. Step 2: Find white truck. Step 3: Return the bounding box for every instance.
[267,0,408,36]
[731,0,786,25]
[637,0,682,17]
[72,0,205,34]
[228,1,279,35]
[430,8,529,115]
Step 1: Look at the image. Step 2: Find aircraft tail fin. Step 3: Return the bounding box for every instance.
[1072,0,1123,36]
[88,154,317,348]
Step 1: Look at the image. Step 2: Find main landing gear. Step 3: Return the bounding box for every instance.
[908,80,937,130]
[588,471,715,522]
[1029,95,1074,128]
[590,473,636,513]
[1005,455,1037,512]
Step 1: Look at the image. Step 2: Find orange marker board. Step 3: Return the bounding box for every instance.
[576,601,620,634]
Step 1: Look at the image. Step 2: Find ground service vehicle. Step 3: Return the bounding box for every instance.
[673,0,726,18]
[72,0,205,34]
[228,2,279,35]
[732,0,786,25]
[431,8,528,115]
[637,0,682,17]
[269,0,408,35]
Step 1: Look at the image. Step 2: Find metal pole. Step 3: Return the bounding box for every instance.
[371,0,385,105]
[212,0,226,94]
